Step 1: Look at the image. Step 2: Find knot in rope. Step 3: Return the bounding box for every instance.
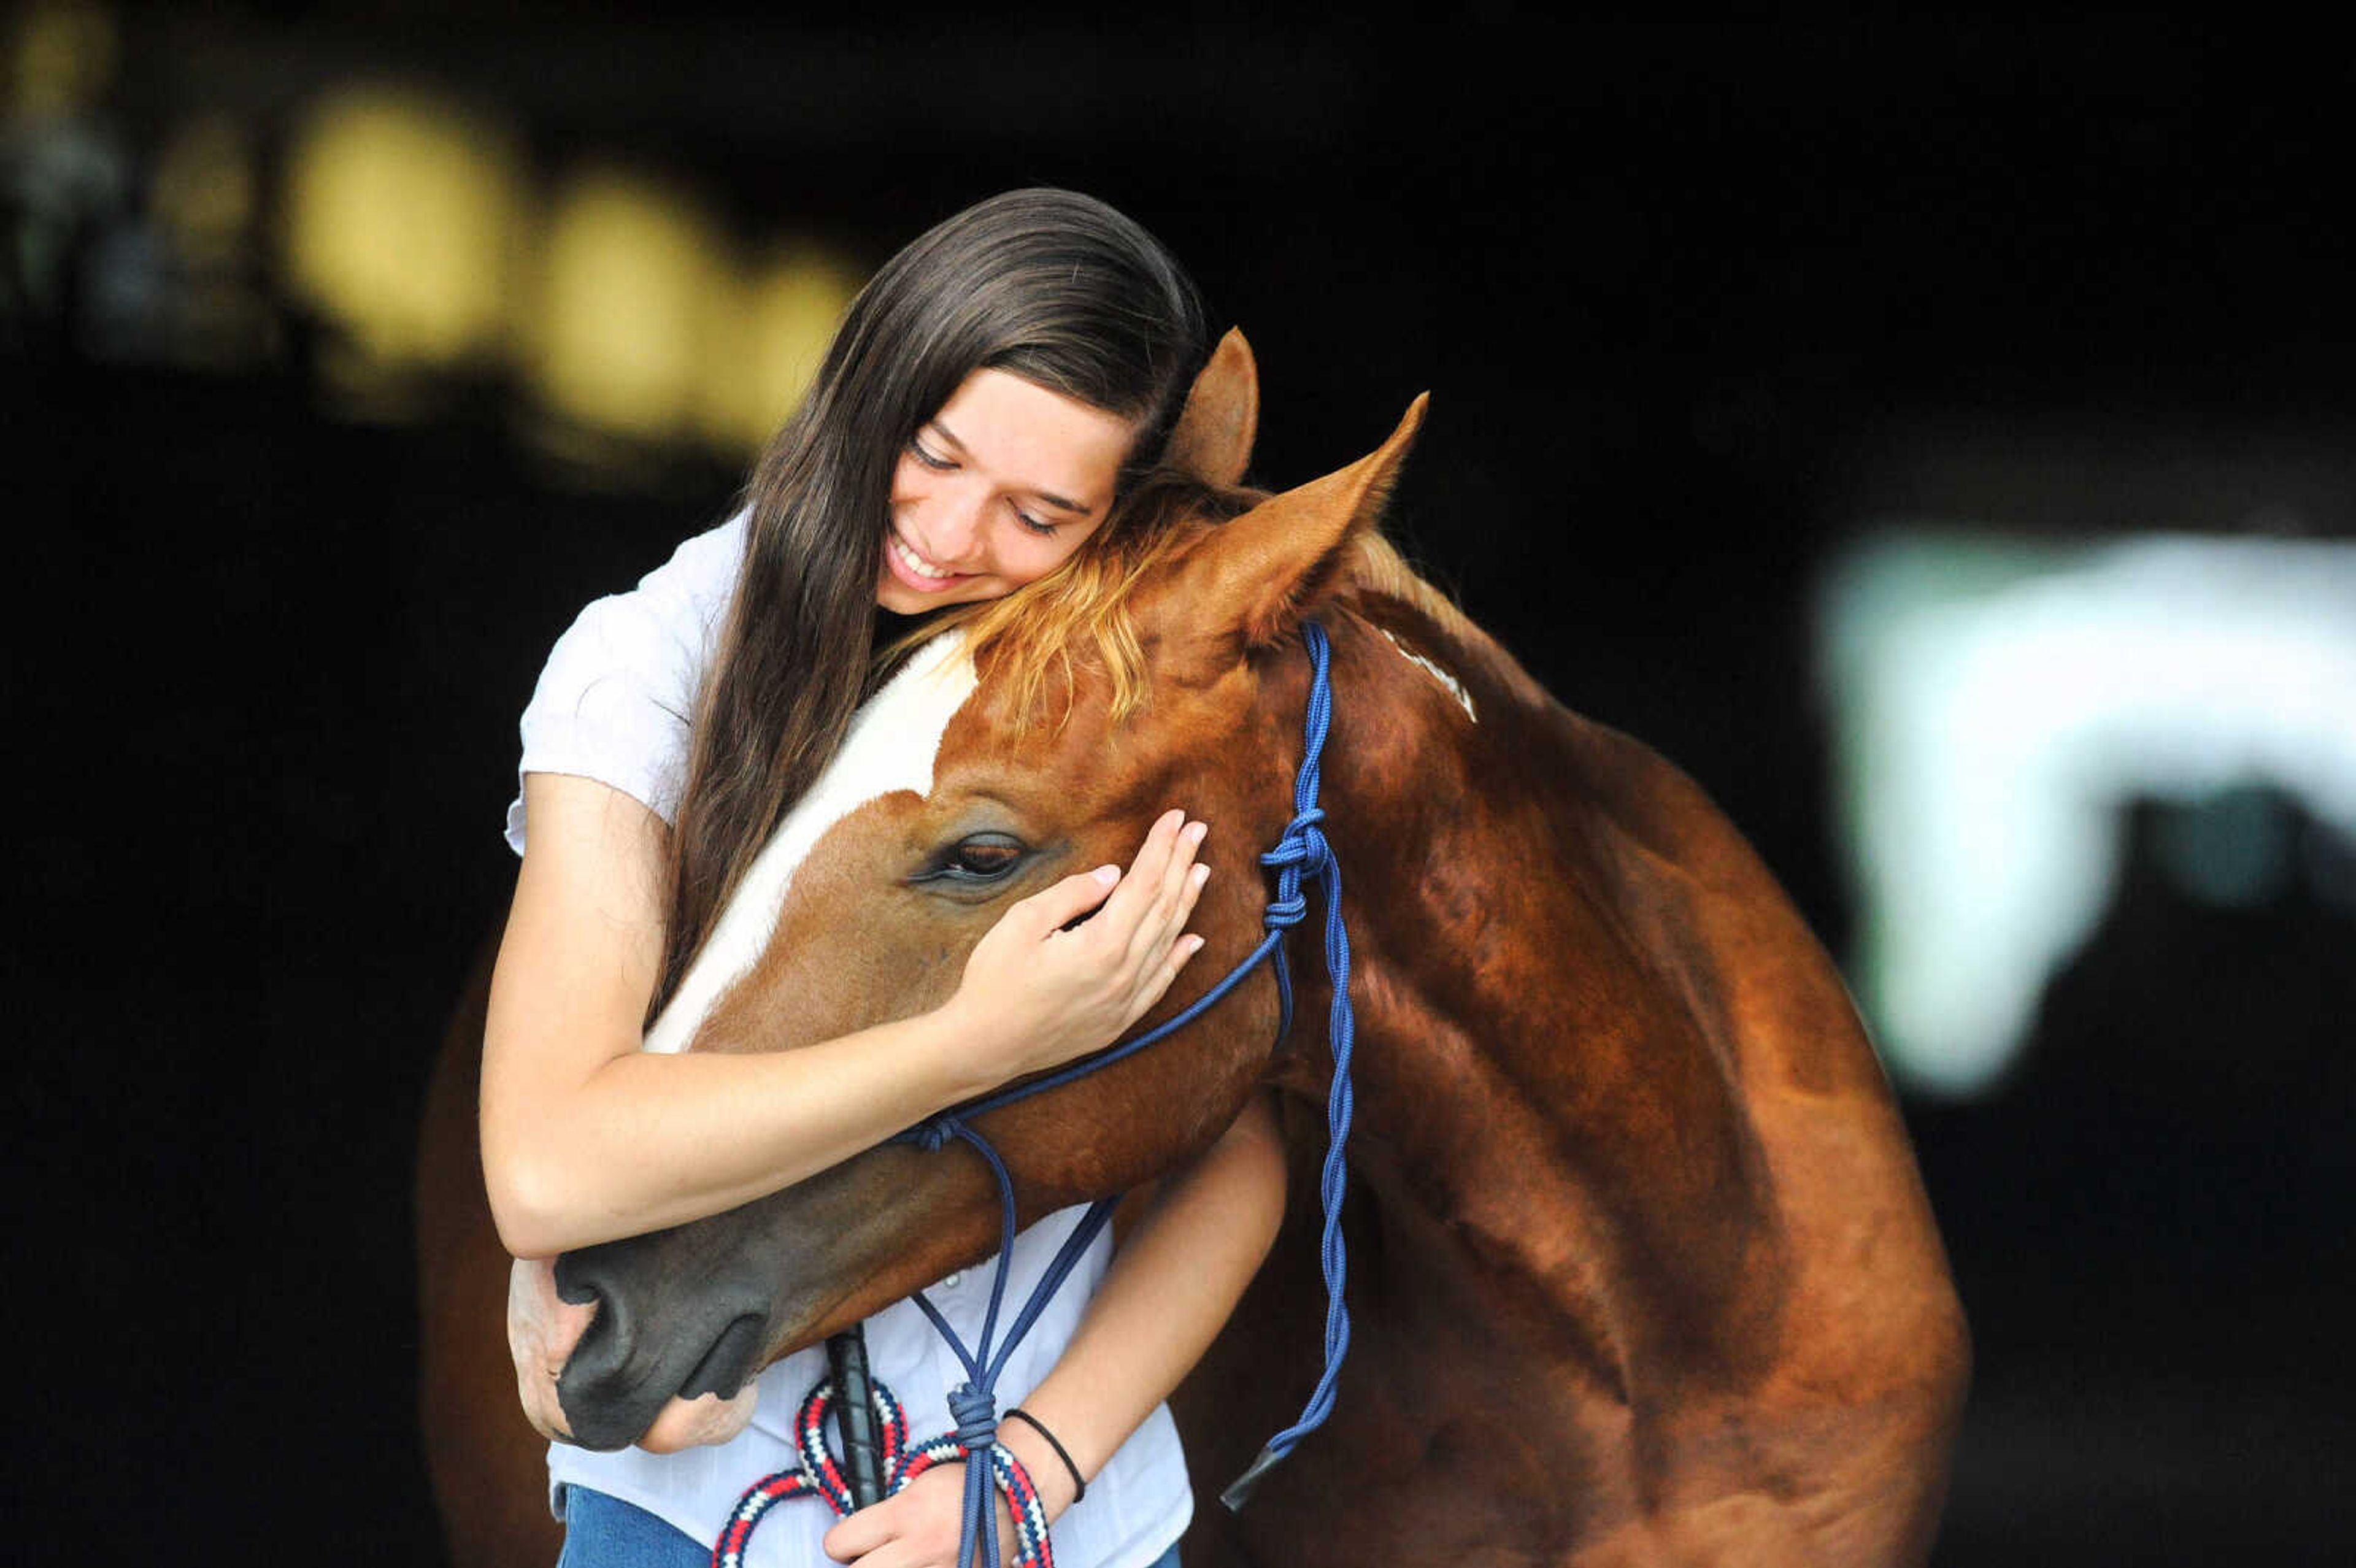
[1259,888,1309,930]
[947,1382,998,1453]
[1258,806,1330,931]
[907,1115,961,1154]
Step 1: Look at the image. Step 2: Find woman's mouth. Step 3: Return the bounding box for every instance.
[887,530,968,593]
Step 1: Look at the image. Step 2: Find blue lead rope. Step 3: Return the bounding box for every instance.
[872,621,1358,1566]
[1217,620,1357,1511]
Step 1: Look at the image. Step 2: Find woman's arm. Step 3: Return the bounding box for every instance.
[481,772,1210,1259]
[820,1093,1290,1566]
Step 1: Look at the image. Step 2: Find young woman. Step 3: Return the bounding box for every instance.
[482,189,1287,1568]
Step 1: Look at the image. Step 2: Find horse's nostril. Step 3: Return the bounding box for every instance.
[552,1255,602,1312]
[680,1313,766,1402]
[552,1255,629,1374]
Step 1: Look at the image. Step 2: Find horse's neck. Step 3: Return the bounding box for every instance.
[1291,587,1785,1382]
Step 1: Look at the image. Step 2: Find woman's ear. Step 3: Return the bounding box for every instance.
[1161,328,1259,486]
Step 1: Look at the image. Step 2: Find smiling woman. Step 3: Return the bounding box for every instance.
[464,190,1281,1568]
[879,367,1137,612]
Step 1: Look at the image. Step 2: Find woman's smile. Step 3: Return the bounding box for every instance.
[884,525,969,590]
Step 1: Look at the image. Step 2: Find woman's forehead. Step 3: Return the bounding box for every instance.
[926,368,1137,509]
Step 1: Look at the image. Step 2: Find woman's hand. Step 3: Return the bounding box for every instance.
[819,1462,1017,1567]
[941,809,1211,1080]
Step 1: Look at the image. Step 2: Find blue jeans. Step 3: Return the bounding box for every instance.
[556,1486,707,1567]
[555,1485,1183,1567]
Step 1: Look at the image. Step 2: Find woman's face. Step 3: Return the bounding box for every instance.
[877,367,1139,614]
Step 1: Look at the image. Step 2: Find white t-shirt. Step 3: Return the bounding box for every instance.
[507,513,1193,1567]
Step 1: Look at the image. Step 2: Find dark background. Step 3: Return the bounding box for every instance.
[10,9,2351,1562]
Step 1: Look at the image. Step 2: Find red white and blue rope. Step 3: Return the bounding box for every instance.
[712,1374,1053,1568]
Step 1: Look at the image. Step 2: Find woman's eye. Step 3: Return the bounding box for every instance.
[908,440,954,471]
[1013,507,1058,537]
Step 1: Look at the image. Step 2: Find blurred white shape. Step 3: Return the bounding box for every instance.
[1819,532,2356,1097]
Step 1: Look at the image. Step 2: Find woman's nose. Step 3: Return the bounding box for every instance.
[923,488,988,566]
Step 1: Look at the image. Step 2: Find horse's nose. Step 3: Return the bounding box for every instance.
[552,1242,773,1451]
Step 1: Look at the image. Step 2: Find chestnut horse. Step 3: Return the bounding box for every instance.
[418,332,1968,1566]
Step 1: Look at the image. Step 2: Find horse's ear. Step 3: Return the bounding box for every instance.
[1182,393,1428,648]
[1161,328,1258,486]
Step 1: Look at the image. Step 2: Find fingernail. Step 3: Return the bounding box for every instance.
[1095,865,1121,886]
[1191,863,1210,886]
[1187,935,1206,955]
[1187,821,1208,844]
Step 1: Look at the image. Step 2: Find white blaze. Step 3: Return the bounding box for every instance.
[643,631,979,1055]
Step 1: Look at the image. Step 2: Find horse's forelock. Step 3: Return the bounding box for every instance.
[943,471,1264,729]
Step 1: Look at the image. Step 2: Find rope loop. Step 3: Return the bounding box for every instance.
[713,1372,1055,1568]
[1259,890,1309,930]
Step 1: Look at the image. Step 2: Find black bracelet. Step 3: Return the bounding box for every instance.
[1002,1407,1087,1505]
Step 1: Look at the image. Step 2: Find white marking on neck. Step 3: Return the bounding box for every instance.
[1380,628,1477,723]
[644,631,978,1055]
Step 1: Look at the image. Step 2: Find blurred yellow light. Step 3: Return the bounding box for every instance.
[281,85,523,374]
[531,167,730,440]
[152,112,255,261]
[698,244,863,454]
[10,2,117,119]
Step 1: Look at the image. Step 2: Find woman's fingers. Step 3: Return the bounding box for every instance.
[1119,818,1208,983]
[1091,809,1190,932]
[820,1464,1015,1567]
[1101,810,1204,947]
[1013,862,1123,939]
[1145,833,1211,955]
[822,1497,896,1562]
[1141,931,1209,1012]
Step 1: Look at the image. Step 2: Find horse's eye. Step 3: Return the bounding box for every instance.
[920,832,1030,885]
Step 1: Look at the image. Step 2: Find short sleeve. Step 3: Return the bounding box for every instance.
[504,511,749,856]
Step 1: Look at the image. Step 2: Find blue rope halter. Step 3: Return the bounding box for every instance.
[750,621,1360,1568]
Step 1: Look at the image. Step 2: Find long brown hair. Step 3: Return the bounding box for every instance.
[655,189,1207,1015]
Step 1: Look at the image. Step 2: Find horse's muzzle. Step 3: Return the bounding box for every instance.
[552,1240,776,1451]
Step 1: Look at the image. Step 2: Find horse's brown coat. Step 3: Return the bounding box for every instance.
[417,333,1966,1565]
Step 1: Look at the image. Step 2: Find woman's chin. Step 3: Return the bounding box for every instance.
[879,586,974,616]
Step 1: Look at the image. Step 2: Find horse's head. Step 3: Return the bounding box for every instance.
[547,331,1426,1450]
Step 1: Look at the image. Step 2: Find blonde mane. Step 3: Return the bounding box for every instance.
[882,473,1495,732]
